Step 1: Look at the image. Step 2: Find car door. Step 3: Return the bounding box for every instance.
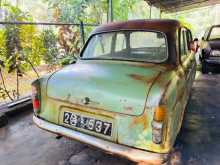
[180,28,196,106]
[186,29,196,91]
[172,28,194,136]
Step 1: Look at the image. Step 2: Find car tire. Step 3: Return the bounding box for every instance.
[0,114,8,127]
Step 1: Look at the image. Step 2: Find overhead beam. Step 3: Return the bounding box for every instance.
[0,21,98,26]
[146,0,220,13]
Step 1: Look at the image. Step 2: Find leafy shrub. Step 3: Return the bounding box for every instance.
[0,30,7,67]
[0,4,46,74]
[41,28,59,65]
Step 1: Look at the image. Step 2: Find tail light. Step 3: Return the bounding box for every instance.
[151,106,166,144]
[32,83,40,114]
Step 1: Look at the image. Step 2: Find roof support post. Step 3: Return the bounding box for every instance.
[159,8,162,19]
[80,21,85,45]
[107,0,113,22]
[149,4,152,19]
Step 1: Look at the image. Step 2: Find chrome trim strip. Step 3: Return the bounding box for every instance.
[33,116,168,164]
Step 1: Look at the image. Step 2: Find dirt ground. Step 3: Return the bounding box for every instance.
[0,65,58,105]
[0,73,220,165]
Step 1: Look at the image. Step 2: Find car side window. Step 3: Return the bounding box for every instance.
[204,28,210,40]
[186,30,192,45]
[180,28,189,56]
[115,33,126,52]
[95,33,113,56]
[84,33,114,58]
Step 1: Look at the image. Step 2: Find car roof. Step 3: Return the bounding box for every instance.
[210,25,220,28]
[91,19,182,35]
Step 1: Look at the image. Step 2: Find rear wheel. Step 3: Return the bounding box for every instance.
[0,114,8,127]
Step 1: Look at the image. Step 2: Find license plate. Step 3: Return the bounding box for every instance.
[63,111,112,136]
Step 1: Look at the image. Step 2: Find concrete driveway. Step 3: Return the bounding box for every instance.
[0,73,220,165]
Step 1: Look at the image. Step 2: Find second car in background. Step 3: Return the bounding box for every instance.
[200,25,220,73]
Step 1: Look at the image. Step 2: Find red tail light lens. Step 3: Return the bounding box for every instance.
[32,85,40,114]
[33,98,40,111]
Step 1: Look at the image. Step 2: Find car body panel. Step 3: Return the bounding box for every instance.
[32,19,196,163]
[208,40,220,50]
[47,60,165,116]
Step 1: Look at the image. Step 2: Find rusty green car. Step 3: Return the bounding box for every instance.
[32,20,196,164]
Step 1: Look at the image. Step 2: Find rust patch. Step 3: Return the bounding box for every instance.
[159,80,172,105]
[129,74,156,83]
[129,62,175,70]
[123,106,133,114]
[129,62,157,69]
[129,110,148,130]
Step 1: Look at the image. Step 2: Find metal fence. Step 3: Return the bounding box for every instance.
[0,21,97,111]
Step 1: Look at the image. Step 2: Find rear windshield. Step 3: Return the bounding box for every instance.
[81,31,168,63]
[208,27,220,40]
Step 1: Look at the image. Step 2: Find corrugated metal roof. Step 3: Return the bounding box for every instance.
[146,0,220,12]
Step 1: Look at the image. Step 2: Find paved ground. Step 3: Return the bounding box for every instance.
[173,73,220,165]
[0,73,220,165]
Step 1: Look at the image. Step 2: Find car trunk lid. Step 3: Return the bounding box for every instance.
[47,60,162,116]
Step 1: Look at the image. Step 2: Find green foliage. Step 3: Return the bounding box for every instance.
[1,3,45,74]
[4,23,22,73]
[59,53,77,66]
[113,0,138,21]
[0,30,7,67]
[46,0,99,23]
[41,27,80,66]
[27,33,46,66]
[87,0,108,24]
[41,29,59,65]
[45,0,142,23]
[42,0,150,66]
[44,0,100,65]
[56,26,80,66]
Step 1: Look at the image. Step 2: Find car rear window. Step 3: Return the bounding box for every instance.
[82,30,168,63]
[209,27,220,40]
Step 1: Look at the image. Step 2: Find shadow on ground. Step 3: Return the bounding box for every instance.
[0,109,134,165]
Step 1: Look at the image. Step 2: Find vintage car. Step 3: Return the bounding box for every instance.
[200,25,220,73]
[32,20,196,164]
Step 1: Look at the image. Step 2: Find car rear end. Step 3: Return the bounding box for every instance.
[201,25,220,73]
[31,69,170,164]
[205,49,220,72]
[31,20,180,164]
